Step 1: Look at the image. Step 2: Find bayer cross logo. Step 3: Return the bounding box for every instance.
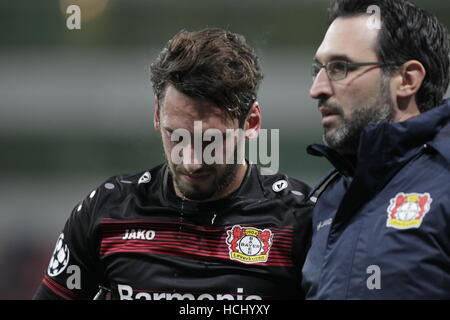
[238,235,263,256]
[47,233,70,277]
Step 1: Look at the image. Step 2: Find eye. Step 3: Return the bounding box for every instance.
[165,129,174,139]
[166,128,184,145]
[203,132,226,148]
[328,61,347,75]
[202,135,215,148]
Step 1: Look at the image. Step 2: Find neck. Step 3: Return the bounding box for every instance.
[395,99,421,122]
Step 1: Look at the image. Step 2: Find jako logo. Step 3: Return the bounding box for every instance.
[122,229,155,240]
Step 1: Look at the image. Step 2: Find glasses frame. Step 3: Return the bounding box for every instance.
[311,60,385,81]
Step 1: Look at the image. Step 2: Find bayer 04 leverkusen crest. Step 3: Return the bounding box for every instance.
[386,192,432,230]
[226,225,273,264]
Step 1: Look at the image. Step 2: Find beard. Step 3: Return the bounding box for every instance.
[164,143,242,201]
[171,163,239,201]
[322,76,395,155]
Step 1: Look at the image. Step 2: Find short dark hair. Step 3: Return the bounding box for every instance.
[328,0,450,112]
[150,28,263,124]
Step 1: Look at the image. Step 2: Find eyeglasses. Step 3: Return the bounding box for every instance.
[311,60,385,81]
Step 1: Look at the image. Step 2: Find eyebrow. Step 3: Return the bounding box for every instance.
[314,54,354,64]
[163,127,174,134]
[163,126,228,139]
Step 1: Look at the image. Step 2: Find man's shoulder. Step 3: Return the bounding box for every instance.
[73,164,167,218]
[104,164,165,190]
[429,115,450,164]
[254,165,312,204]
[250,166,314,231]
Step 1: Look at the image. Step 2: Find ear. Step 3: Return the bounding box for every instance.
[244,101,261,139]
[153,96,161,131]
[393,60,426,105]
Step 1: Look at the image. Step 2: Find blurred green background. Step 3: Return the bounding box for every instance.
[1,0,449,299]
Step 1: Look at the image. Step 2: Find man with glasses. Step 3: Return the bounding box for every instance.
[302,0,450,299]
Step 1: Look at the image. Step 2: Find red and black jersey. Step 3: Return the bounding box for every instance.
[33,163,313,300]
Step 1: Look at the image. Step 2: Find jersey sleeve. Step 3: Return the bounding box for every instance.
[33,190,103,300]
[284,177,314,273]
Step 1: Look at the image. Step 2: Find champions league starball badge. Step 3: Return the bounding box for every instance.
[47,233,70,277]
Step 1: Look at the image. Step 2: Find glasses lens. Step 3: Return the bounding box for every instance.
[311,63,321,80]
[328,61,347,80]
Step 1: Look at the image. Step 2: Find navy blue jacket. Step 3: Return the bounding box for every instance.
[302,99,450,299]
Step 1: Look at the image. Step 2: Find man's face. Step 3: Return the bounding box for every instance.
[155,85,244,201]
[310,15,396,155]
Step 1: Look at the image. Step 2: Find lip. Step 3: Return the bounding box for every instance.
[319,107,341,125]
[321,113,340,124]
[181,173,212,183]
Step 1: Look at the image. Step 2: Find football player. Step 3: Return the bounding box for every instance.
[33,28,313,300]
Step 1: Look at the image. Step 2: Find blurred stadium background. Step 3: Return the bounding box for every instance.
[0,0,448,299]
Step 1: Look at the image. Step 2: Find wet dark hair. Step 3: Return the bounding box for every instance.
[150,28,263,125]
[328,0,450,112]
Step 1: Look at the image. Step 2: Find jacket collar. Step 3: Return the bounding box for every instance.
[358,98,450,166]
[307,99,450,229]
[308,98,450,176]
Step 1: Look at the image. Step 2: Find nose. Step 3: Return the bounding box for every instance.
[310,68,333,100]
[183,144,205,173]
